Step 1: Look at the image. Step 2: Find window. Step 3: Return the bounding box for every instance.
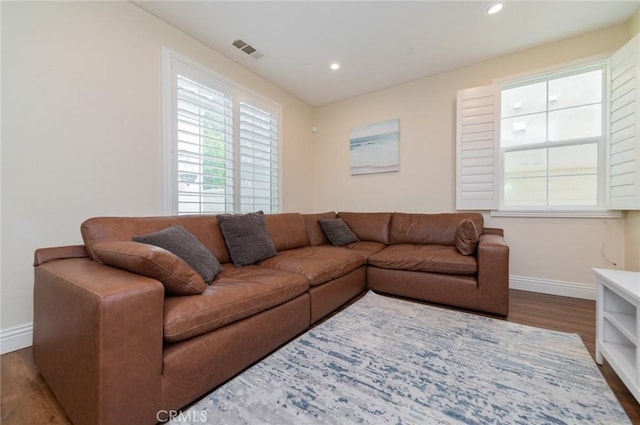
[163,49,281,215]
[500,66,604,210]
[456,34,640,215]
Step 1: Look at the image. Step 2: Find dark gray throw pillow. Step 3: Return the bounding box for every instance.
[217,211,277,266]
[133,225,222,283]
[319,218,360,247]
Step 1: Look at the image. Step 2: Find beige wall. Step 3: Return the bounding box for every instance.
[0,2,314,333]
[313,23,631,292]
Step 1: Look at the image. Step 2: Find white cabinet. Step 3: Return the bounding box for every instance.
[594,268,640,403]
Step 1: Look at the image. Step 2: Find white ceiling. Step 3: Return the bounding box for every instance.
[134,1,639,106]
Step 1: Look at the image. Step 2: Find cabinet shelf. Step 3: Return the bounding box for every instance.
[594,267,640,404]
[599,341,638,388]
[603,311,637,345]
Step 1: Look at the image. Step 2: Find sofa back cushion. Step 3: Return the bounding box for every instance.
[264,213,310,251]
[303,212,337,246]
[389,213,484,246]
[81,215,231,264]
[338,212,392,244]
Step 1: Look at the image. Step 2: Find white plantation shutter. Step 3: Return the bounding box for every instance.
[176,74,235,214]
[456,37,640,214]
[456,85,500,210]
[609,34,640,210]
[163,50,281,215]
[239,102,279,213]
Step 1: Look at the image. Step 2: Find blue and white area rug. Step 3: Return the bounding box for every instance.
[172,291,630,425]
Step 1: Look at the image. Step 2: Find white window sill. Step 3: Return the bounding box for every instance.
[490,210,622,218]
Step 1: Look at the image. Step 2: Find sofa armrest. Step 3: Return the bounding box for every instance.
[34,255,164,425]
[482,227,504,236]
[476,232,509,316]
[33,245,88,266]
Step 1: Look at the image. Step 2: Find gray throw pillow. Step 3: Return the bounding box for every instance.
[133,225,222,283]
[217,211,277,266]
[319,218,360,246]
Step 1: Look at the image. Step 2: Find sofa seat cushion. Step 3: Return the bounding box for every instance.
[368,244,477,276]
[344,241,387,259]
[259,246,366,286]
[163,265,308,343]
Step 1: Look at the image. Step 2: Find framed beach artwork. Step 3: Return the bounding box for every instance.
[350,118,399,175]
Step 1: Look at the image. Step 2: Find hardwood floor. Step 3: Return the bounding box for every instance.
[2,289,639,424]
[508,290,640,424]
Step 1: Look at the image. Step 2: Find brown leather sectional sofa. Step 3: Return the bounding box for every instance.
[32,211,509,425]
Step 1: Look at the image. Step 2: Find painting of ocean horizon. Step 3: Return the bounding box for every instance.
[350,118,399,175]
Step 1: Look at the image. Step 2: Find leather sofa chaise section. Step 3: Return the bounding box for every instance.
[32,211,508,425]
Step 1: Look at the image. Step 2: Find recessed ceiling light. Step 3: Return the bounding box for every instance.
[487,2,503,15]
[330,63,340,71]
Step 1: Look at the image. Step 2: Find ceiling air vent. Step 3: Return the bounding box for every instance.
[232,39,264,60]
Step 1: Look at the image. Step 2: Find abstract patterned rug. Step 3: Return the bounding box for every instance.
[172,291,630,425]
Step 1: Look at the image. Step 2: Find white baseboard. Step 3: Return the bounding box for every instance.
[510,275,596,300]
[0,323,33,355]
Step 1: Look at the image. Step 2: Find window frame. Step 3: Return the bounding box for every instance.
[161,48,282,215]
[459,35,640,216]
[495,60,609,215]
